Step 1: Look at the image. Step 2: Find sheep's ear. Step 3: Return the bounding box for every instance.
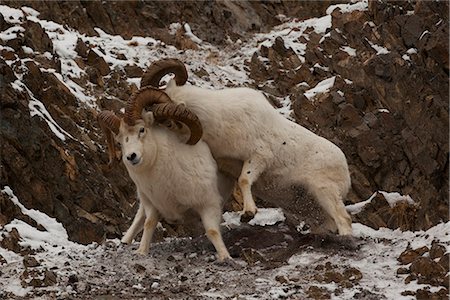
[142,111,155,126]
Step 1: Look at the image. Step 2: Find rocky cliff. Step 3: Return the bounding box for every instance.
[0,0,448,245]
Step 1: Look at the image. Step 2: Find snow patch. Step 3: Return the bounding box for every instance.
[222,208,286,227]
[367,39,390,55]
[1,186,80,251]
[326,0,369,15]
[379,191,414,208]
[304,76,336,100]
[0,25,25,41]
[346,191,414,215]
[184,23,203,44]
[0,5,25,24]
[340,46,357,56]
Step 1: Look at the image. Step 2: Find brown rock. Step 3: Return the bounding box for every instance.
[87,49,110,76]
[410,256,446,278]
[429,242,446,260]
[0,254,6,265]
[23,255,40,268]
[438,253,449,273]
[343,267,363,282]
[0,228,22,253]
[275,275,289,284]
[397,267,410,275]
[398,246,429,265]
[23,20,53,53]
[124,64,143,78]
[307,286,331,300]
[75,38,89,58]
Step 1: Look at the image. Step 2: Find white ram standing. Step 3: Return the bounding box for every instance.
[136,59,353,236]
[97,89,231,261]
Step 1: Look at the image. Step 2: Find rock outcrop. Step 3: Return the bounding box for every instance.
[248,0,449,230]
[0,0,448,244]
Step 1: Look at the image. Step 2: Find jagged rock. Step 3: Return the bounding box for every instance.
[75,38,89,58]
[429,241,446,260]
[410,256,446,281]
[123,64,143,78]
[23,255,40,268]
[0,0,448,246]
[23,20,53,53]
[353,192,418,231]
[307,286,331,300]
[87,49,110,76]
[398,245,429,265]
[0,228,22,254]
[21,268,57,287]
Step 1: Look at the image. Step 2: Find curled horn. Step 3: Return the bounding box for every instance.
[153,103,203,145]
[141,58,188,88]
[125,87,172,125]
[97,110,121,164]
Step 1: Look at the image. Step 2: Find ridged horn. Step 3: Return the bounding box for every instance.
[125,87,172,125]
[141,58,188,88]
[97,110,121,164]
[152,103,203,145]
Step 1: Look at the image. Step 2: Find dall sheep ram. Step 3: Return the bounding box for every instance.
[135,58,353,236]
[97,88,231,261]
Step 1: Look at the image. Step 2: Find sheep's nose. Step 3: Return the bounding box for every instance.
[127,153,137,161]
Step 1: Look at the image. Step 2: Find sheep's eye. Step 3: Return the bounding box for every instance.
[139,127,145,135]
[117,142,121,147]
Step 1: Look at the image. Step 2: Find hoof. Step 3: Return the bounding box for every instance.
[240,211,256,223]
[120,239,131,245]
[135,248,149,256]
[215,257,243,269]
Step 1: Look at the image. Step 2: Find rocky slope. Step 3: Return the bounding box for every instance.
[0,0,448,248]
[0,1,449,299]
[0,1,448,248]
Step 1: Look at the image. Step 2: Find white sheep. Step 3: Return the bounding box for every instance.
[97,88,231,261]
[137,58,353,236]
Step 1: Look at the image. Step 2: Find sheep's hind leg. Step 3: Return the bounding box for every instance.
[199,206,231,262]
[238,158,265,222]
[121,201,145,244]
[136,204,160,255]
[310,184,353,236]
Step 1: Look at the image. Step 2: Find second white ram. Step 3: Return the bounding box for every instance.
[136,58,353,236]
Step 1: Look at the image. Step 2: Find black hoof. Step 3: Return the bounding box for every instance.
[240,211,255,223]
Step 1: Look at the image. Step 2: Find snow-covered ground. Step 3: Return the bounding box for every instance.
[1,186,449,299]
[1,1,449,299]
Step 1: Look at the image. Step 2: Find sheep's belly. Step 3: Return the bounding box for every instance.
[151,197,189,223]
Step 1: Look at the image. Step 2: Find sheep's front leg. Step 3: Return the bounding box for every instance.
[238,157,266,221]
[199,206,231,262]
[136,203,160,255]
[121,201,145,244]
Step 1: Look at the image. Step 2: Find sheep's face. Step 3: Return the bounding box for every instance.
[115,116,157,169]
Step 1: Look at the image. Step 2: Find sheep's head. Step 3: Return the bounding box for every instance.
[97,88,203,167]
[141,58,188,88]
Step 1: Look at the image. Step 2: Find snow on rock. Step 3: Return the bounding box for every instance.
[379,191,415,208]
[367,39,390,55]
[28,94,74,141]
[183,23,203,44]
[345,192,377,215]
[1,1,449,299]
[1,187,81,251]
[222,208,286,227]
[326,0,369,15]
[340,46,357,57]
[304,76,336,100]
[346,191,415,215]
